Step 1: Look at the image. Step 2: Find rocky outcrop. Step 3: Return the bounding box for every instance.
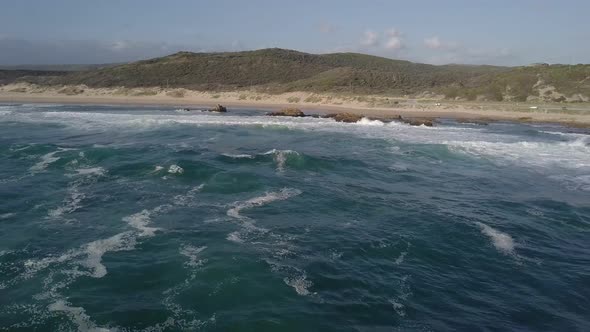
[323,113,363,123]
[208,104,227,112]
[267,108,305,117]
[398,116,435,127]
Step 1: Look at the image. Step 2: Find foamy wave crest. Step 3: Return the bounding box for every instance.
[0,110,12,116]
[226,231,244,243]
[161,244,215,330]
[389,275,412,317]
[48,166,106,219]
[227,188,302,219]
[168,164,184,174]
[0,212,16,219]
[150,165,164,174]
[172,184,205,206]
[180,245,207,269]
[26,186,202,280]
[283,274,313,296]
[221,153,255,159]
[393,241,411,265]
[262,149,300,172]
[72,167,107,177]
[123,210,161,237]
[30,151,61,173]
[449,138,590,171]
[476,222,516,255]
[356,117,385,126]
[14,186,205,330]
[12,110,588,172]
[47,188,85,219]
[48,300,112,332]
[83,232,137,278]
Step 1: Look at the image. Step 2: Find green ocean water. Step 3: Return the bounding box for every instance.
[0,104,589,331]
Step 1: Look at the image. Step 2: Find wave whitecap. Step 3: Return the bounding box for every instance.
[227,188,302,219]
[262,149,300,172]
[476,222,516,255]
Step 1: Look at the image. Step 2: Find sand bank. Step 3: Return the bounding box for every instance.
[1,83,590,127]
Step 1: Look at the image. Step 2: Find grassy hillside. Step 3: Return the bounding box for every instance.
[0,69,68,85]
[10,48,590,102]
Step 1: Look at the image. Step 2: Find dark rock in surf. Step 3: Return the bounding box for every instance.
[208,104,227,112]
[267,108,305,117]
[323,113,363,123]
[398,116,435,127]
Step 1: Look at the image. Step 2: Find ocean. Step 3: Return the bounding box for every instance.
[0,104,589,331]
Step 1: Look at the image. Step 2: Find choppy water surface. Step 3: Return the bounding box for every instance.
[1,104,589,331]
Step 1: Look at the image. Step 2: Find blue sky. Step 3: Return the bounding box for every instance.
[1,0,588,66]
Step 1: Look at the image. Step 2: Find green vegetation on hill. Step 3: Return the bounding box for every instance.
[0,69,67,85]
[7,48,590,102]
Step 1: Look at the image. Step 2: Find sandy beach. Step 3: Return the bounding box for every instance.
[2,83,590,127]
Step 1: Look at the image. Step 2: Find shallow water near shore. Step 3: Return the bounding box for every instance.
[1,103,590,331]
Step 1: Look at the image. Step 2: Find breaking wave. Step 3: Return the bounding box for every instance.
[476,222,516,255]
[262,149,300,172]
[227,188,302,219]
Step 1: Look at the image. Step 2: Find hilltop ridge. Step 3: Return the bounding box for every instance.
[6,48,590,102]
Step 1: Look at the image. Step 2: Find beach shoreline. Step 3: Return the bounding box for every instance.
[2,84,590,128]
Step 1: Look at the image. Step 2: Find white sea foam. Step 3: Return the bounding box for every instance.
[448,138,590,171]
[23,251,78,278]
[476,222,516,255]
[168,164,184,174]
[122,210,161,237]
[161,244,215,330]
[47,188,85,218]
[179,245,207,268]
[389,162,409,172]
[15,186,205,330]
[7,110,590,177]
[283,275,313,296]
[356,117,385,126]
[0,110,12,116]
[394,251,408,265]
[48,300,112,332]
[389,275,412,317]
[226,231,244,243]
[390,299,406,317]
[227,188,302,219]
[221,153,254,159]
[0,212,16,219]
[49,165,107,219]
[262,149,300,172]
[73,167,106,177]
[394,242,411,265]
[83,232,137,278]
[30,151,61,173]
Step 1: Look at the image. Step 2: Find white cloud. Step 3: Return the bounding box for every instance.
[424,36,442,49]
[361,30,379,47]
[360,28,404,51]
[424,36,459,51]
[384,29,403,50]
